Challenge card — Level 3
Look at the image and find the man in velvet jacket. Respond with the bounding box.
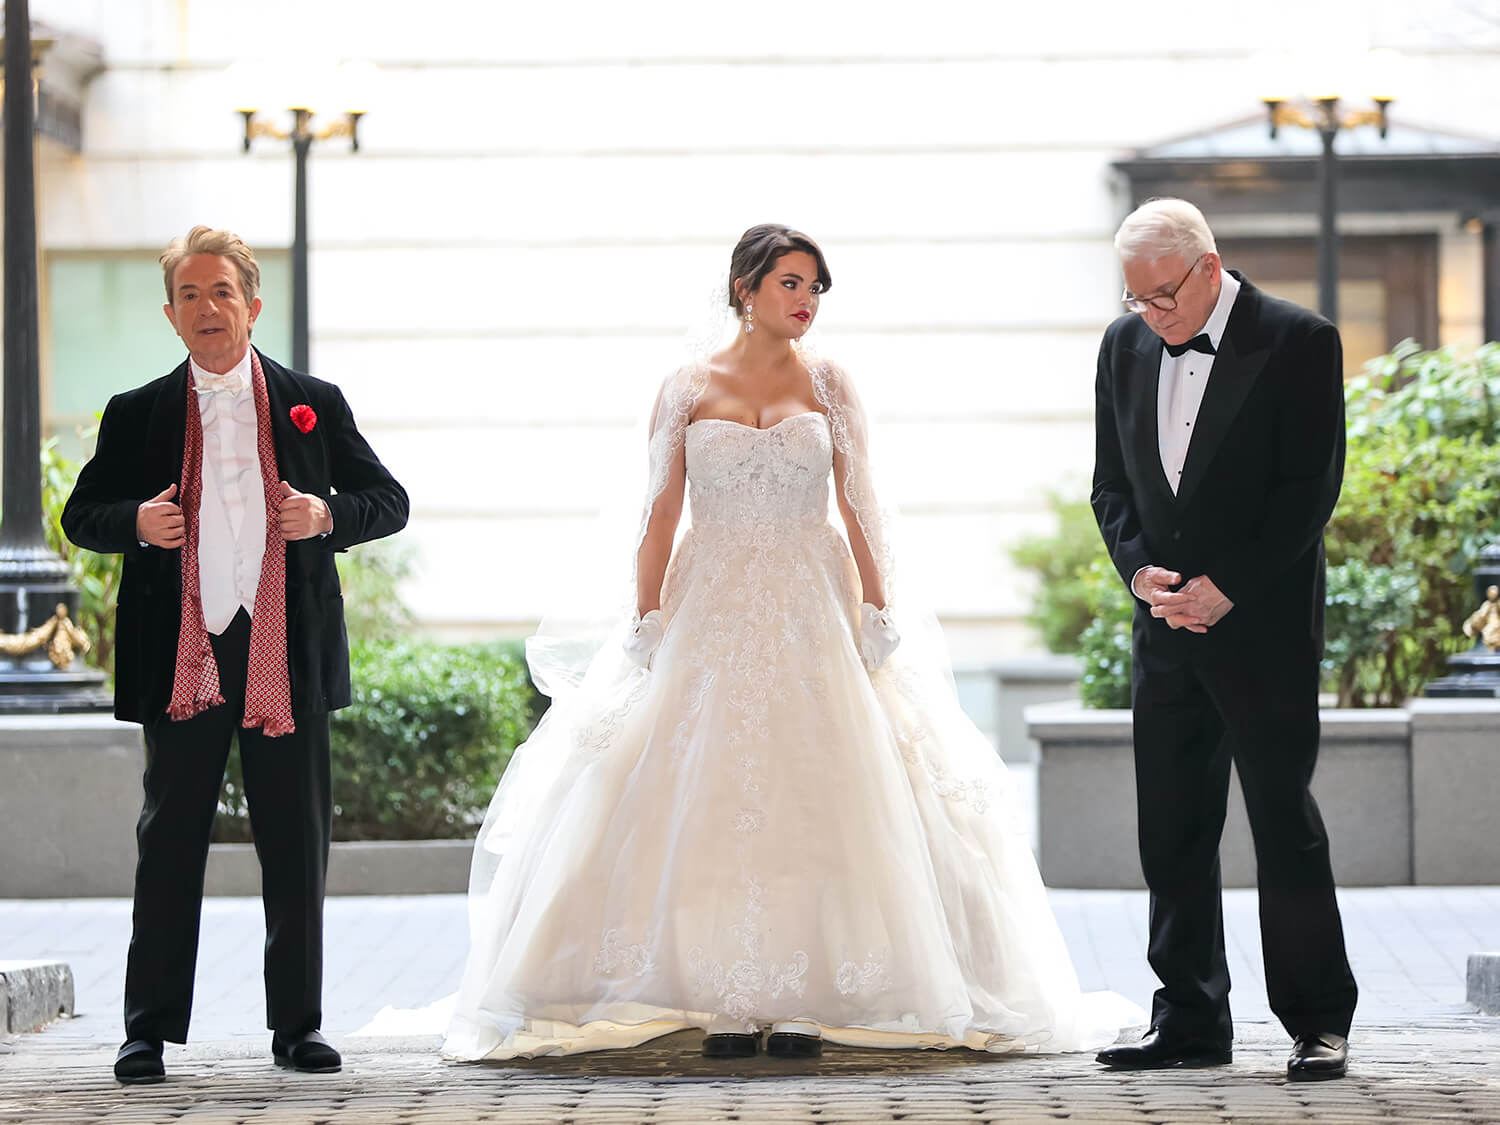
[1090,199,1357,1082]
[62,226,409,1084]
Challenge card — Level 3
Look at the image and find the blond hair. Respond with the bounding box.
[159,225,261,304]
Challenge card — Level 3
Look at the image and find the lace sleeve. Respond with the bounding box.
[633,363,708,584]
[811,360,896,605]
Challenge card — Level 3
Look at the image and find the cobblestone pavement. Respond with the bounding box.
[2,887,1498,1122]
[4,1020,1500,1124]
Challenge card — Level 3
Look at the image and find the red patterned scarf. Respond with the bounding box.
[167,351,296,736]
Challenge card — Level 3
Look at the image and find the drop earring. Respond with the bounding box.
[744,303,754,334]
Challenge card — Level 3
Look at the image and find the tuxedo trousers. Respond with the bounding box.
[124,608,332,1044]
[1130,623,1358,1045]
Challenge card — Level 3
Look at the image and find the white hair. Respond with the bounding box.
[1114,198,1217,264]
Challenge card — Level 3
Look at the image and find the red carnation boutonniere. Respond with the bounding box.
[289,404,317,434]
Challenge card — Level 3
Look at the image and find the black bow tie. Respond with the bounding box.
[1164,333,1215,359]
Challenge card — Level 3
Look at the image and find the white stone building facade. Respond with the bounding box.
[24,0,1500,660]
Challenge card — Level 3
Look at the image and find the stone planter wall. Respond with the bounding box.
[0,716,475,898]
[204,839,473,897]
[954,655,1080,763]
[1027,698,1500,889]
[1409,700,1500,885]
[0,716,145,898]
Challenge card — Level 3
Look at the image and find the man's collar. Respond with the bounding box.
[190,348,253,394]
[1200,269,1241,351]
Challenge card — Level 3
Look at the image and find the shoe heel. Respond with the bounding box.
[701,1032,760,1058]
[766,1023,822,1059]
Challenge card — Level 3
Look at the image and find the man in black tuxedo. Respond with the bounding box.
[62,226,409,1084]
[1090,199,1357,1081]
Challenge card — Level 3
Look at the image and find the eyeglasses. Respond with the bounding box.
[1121,254,1205,314]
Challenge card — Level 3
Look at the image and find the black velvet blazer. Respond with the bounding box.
[61,349,410,724]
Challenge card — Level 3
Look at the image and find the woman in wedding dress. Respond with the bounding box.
[443,224,1141,1062]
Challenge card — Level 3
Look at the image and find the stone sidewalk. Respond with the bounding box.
[2,887,1498,1122]
[4,1020,1500,1123]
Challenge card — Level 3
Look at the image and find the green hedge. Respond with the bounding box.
[1076,557,1133,710]
[1323,341,1500,705]
[216,636,539,841]
[1010,494,1109,655]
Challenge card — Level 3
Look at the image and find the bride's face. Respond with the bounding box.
[746,250,822,339]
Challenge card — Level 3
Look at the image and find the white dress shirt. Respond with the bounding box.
[192,349,267,634]
[1157,269,1240,495]
[1132,270,1241,604]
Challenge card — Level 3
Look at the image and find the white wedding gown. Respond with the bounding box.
[443,410,1141,1060]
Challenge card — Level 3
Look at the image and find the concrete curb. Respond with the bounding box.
[205,839,473,896]
[1468,952,1500,1014]
[0,960,74,1033]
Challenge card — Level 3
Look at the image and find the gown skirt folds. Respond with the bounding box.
[444,412,1141,1059]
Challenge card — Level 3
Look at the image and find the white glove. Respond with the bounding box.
[859,603,900,671]
[623,609,666,669]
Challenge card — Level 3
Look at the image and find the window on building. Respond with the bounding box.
[1215,235,1438,380]
[44,250,291,461]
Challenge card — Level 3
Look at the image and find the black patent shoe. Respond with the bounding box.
[701,1032,760,1058]
[766,1023,822,1058]
[1287,1033,1347,1082]
[1096,1027,1232,1070]
[272,1028,342,1073]
[114,1039,165,1084]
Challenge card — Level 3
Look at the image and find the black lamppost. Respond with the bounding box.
[232,64,369,373]
[0,0,108,711]
[1261,71,1395,324]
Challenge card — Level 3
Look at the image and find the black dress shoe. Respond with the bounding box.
[272,1028,342,1073]
[701,1032,760,1058]
[766,1027,822,1058]
[114,1039,165,1084]
[1287,1032,1347,1081]
[1096,1028,1232,1070]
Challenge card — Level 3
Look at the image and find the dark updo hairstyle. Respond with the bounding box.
[728,223,833,318]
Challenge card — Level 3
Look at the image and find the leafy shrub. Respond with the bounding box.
[493,635,549,732]
[335,537,416,642]
[217,637,536,841]
[41,430,121,678]
[1076,558,1133,710]
[1346,339,1500,445]
[1322,559,1420,707]
[1010,492,1112,654]
[1325,341,1500,705]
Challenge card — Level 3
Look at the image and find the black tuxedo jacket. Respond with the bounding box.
[62,349,410,724]
[1091,272,1346,655]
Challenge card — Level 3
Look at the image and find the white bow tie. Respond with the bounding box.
[195,373,247,396]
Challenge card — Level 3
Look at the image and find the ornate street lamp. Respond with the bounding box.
[0,0,109,711]
[229,60,372,373]
[1426,543,1500,698]
[1261,51,1398,324]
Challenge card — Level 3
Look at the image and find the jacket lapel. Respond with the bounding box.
[256,349,325,587]
[1174,275,1270,508]
[147,360,190,489]
[258,349,308,483]
[1123,323,1177,503]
